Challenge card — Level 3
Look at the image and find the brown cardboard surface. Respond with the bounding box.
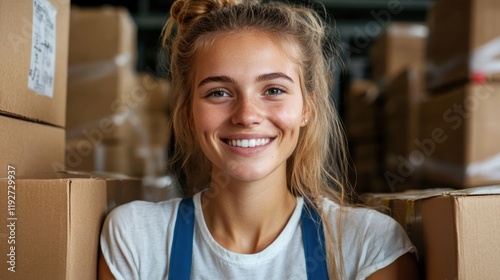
[66,63,137,131]
[67,6,137,130]
[67,110,170,147]
[352,142,380,175]
[384,68,425,189]
[69,7,136,65]
[0,114,65,178]
[346,80,380,140]
[364,187,500,279]
[0,0,69,127]
[421,191,500,279]
[419,83,500,187]
[110,111,169,146]
[350,140,391,194]
[0,178,106,279]
[426,0,500,90]
[135,73,172,112]
[370,23,427,84]
[0,174,143,279]
[65,139,167,177]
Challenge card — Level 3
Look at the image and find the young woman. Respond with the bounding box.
[99,0,418,279]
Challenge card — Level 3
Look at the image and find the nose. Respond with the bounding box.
[231,95,264,127]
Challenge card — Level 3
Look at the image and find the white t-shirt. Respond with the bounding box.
[100,192,415,280]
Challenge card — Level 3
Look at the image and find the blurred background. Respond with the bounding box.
[70,0,430,76]
[2,0,500,278]
[65,0,436,196]
[62,0,500,197]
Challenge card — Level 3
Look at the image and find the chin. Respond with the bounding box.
[225,165,278,183]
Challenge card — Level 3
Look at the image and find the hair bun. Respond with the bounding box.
[170,0,238,31]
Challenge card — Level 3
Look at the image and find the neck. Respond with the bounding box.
[201,171,296,254]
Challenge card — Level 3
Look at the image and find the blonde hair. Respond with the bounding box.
[162,0,352,278]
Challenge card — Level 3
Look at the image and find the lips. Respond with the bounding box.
[224,138,272,148]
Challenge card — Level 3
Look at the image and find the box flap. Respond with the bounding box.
[449,185,500,196]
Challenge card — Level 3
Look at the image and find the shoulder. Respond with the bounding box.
[320,198,416,279]
[321,198,409,238]
[101,198,184,248]
[104,198,183,229]
[100,198,185,279]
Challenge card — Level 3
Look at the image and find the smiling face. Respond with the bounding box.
[191,30,308,184]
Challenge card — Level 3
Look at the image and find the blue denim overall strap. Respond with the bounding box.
[168,198,195,280]
[168,198,328,280]
[301,201,329,279]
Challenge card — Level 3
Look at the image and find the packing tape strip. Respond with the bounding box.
[58,170,136,180]
[66,110,152,146]
[427,37,500,87]
[423,153,500,184]
[405,199,424,262]
[466,152,500,178]
[386,24,428,38]
[68,53,133,84]
[470,37,500,75]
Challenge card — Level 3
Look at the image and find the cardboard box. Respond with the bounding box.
[419,83,500,188]
[349,141,390,194]
[65,139,131,174]
[346,80,381,140]
[66,65,137,130]
[65,139,167,177]
[426,0,500,90]
[108,110,169,146]
[68,7,136,66]
[135,73,172,112]
[67,110,170,147]
[0,0,69,127]
[363,187,500,280]
[0,174,143,279]
[0,114,65,178]
[384,68,425,190]
[370,23,427,85]
[67,6,137,130]
[352,142,381,175]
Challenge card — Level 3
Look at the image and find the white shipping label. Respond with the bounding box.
[28,0,57,98]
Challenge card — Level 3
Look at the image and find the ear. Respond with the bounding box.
[301,100,311,127]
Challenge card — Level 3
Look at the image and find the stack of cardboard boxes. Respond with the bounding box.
[420,0,500,188]
[363,187,500,279]
[65,7,173,197]
[346,80,385,193]
[0,2,144,279]
[361,0,500,278]
[347,23,427,193]
[1,0,68,176]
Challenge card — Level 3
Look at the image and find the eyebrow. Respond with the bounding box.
[197,72,294,88]
[198,75,234,88]
[256,72,294,83]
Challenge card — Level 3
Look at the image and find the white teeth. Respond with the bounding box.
[248,139,256,147]
[227,138,271,148]
[242,139,249,147]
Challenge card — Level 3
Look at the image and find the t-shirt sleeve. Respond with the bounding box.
[354,209,416,280]
[100,202,141,280]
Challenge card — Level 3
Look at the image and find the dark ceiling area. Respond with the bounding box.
[69,0,431,101]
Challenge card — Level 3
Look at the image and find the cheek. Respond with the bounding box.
[191,103,221,135]
[278,98,304,120]
[271,103,304,131]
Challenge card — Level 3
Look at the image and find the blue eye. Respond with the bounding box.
[207,90,229,98]
[265,87,284,95]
